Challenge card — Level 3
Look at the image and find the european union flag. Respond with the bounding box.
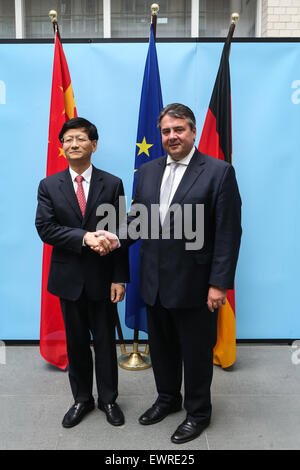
[125,24,164,333]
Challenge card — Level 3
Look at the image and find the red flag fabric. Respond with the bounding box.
[198,35,236,368]
[40,32,77,370]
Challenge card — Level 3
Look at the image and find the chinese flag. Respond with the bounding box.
[40,32,77,370]
[198,34,236,369]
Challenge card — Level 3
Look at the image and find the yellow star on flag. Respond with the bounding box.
[58,147,66,159]
[136,137,153,156]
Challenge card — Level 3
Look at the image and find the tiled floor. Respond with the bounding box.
[1,344,299,450]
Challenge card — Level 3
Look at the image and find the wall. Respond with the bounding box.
[262,0,300,37]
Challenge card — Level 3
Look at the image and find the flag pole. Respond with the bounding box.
[48,9,128,363]
[49,9,61,40]
[118,3,160,371]
[198,12,239,369]
[151,2,159,39]
[140,2,159,361]
[131,1,159,358]
[227,12,239,50]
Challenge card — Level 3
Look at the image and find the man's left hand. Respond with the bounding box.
[207,286,227,312]
[110,283,125,303]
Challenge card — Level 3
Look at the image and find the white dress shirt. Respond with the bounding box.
[69,165,92,246]
[160,146,196,203]
[69,164,93,201]
[69,165,124,286]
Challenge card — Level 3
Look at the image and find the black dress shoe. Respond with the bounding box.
[171,418,208,444]
[62,401,95,428]
[139,403,182,425]
[98,402,125,426]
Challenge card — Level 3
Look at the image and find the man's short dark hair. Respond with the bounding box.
[158,103,196,130]
[59,117,99,142]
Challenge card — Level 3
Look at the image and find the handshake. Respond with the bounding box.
[84,230,119,255]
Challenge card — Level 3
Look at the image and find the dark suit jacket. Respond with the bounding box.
[124,148,242,309]
[35,165,129,302]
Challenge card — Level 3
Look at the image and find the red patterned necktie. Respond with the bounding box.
[75,175,86,216]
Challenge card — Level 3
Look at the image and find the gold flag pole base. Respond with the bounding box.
[118,343,151,370]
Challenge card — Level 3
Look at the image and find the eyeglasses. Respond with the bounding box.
[62,135,90,145]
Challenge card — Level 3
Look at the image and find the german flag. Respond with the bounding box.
[198,26,236,369]
[40,31,77,370]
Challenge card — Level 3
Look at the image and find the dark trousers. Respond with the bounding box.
[60,291,118,404]
[146,297,218,424]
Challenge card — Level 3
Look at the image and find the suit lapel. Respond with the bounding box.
[170,149,206,206]
[82,166,104,224]
[160,149,206,229]
[153,156,168,204]
[59,168,83,221]
[59,166,104,225]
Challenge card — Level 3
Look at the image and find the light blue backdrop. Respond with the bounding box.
[0,40,299,340]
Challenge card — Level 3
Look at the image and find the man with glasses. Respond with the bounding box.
[35,117,129,428]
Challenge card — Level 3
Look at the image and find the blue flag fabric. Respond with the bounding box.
[125,25,164,333]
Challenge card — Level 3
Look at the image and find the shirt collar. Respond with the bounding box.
[166,145,196,166]
[69,164,93,183]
